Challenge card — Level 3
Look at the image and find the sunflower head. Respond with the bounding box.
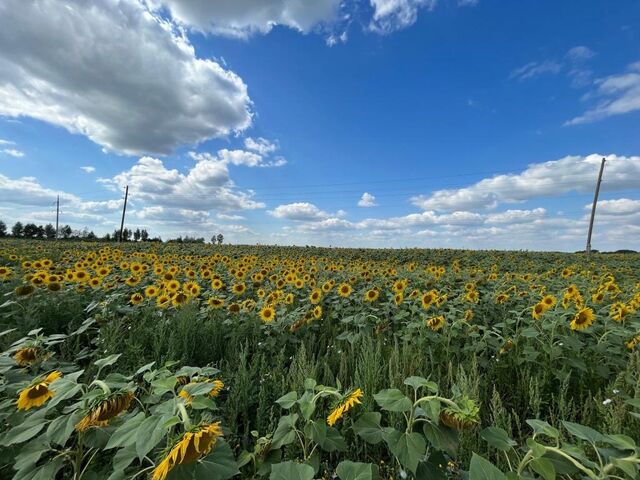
[75,391,134,432]
[571,307,595,331]
[439,396,480,431]
[16,371,62,411]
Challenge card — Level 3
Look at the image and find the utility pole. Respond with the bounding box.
[586,158,606,257]
[55,195,59,239]
[118,185,129,243]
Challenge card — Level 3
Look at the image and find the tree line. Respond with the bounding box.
[0,220,225,244]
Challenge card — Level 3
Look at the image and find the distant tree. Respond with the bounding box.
[133,228,141,242]
[12,222,24,237]
[0,220,6,237]
[60,225,72,239]
[103,232,111,241]
[44,223,56,239]
[23,223,39,238]
[211,235,217,244]
[140,229,149,241]
[86,231,97,240]
[216,233,224,245]
[122,228,131,241]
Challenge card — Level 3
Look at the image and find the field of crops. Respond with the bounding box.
[0,239,638,479]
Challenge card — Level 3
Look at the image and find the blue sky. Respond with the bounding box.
[0,0,639,250]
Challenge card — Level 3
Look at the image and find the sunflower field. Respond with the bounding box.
[0,239,639,479]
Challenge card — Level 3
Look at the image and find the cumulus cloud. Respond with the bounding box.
[190,146,287,168]
[0,173,78,206]
[104,156,264,212]
[244,137,279,155]
[0,0,252,156]
[586,198,640,215]
[566,46,596,62]
[411,154,640,211]
[358,192,377,207]
[149,0,341,38]
[269,202,347,221]
[80,166,96,173]
[566,61,640,125]
[369,0,437,33]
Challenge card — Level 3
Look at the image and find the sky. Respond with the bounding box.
[0,0,639,251]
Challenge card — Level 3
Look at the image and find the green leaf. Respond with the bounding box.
[2,421,46,446]
[95,353,122,369]
[530,458,556,480]
[422,422,458,456]
[105,412,146,449]
[353,412,384,444]
[275,391,298,409]
[269,461,315,480]
[336,460,380,480]
[195,440,240,479]
[404,377,438,393]
[271,414,298,449]
[604,434,636,451]
[526,419,559,439]
[112,445,138,474]
[46,411,80,446]
[386,430,426,474]
[610,457,638,478]
[562,421,604,444]
[468,453,507,480]
[481,427,516,451]
[14,438,49,472]
[373,389,412,412]
[151,376,178,396]
[526,438,546,459]
[136,414,169,460]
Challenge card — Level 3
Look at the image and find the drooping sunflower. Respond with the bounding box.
[171,293,189,307]
[14,346,42,366]
[610,302,631,323]
[130,293,144,305]
[421,290,437,309]
[75,391,134,432]
[16,371,62,410]
[156,294,171,309]
[15,284,35,297]
[259,306,275,322]
[178,379,224,404]
[327,388,363,427]
[151,422,223,480]
[207,297,225,309]
[426,315,446,332]
[570,307,595,331]
[495,293,509,304]
[337,283,352,298]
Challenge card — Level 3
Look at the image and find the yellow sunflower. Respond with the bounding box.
[571,307,595,331]
[259,306,276,322]
[327,388,363,427]
[16,371,62,410]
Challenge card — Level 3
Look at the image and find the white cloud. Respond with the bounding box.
[411,154,640,211]
[244,137,279,155]
[566,46,596,62]
[0,174,79,207]
[1,148,24,158]
[0,139,15,145]
[458,0,479,5]
[104,156,264,212]
[586,198,640,215]
[80,166,96,173]
[369,0,437,33]
[269,202,336,221]
[190,147,287,168]
[0,0,252,156]
[566,61,640,125]
[358,192,377,207]
[510,60,562,81]
[149,0,341,38]
[217,213,245,221]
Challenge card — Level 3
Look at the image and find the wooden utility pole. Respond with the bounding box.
[118,185,129,243]
[586,158,606,257]
[55,195,59,239]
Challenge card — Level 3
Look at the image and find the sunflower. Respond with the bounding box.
[76,391,134,432]
[541,294,557,309]
[130,293,144,305]
[211,279,223,290]
[499,338,514,355]
[313,305,322,319]
[610,302,631,323]
[207,297,225,309]
[178,379,224,404]
[165,280,180,293]
[364,289,379,302]
[327,388,363,426]
[337,283,352,298]
[16,371,62,410]
[145,285,159,297]
[156,294,171,309]
[464,309,474,322]
[571,307,595,331]
[151,422,223,480]
[394,293,404,306]
[531,303,545,320]
[259,306,275,322]
[47,282,63,292]
[15,284,35,297]
[183,281,201,297]
[172,293,189,307]
[228,303,241,314]
[464,290,479,303]
[495,293,509,304]
[421,290,437,309]
[309,288,322,304]
[232,283,246,295]
[426,315,446,332]
[14,346,42,367]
